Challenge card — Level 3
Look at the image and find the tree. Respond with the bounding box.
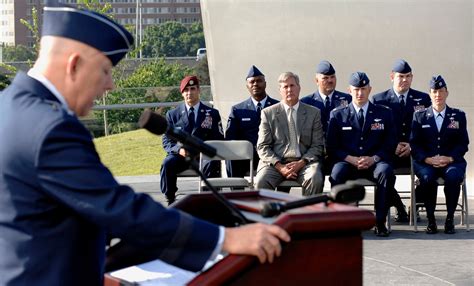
[97,59,193,134]
[1,44,36,62]
[0,73,11,91]
[142,22,205,58]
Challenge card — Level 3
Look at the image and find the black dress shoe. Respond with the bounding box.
[374,223,390,237]
[426,220,438,234]
[444,218,456,234]
[395,207,409,223]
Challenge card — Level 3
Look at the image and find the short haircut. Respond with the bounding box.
[278,72,300,86]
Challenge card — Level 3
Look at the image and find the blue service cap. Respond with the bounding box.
[316,60,335,75]
[42,5,134,66]
[392,59,412,73]
[246,65,264,79]
[430,75,447,90]
[349,72,370,87]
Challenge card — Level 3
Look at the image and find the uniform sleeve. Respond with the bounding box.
[162,110,181,154]
[225,106,238,140]
[447,112,469,162]
[36,119,219,271]
[212,110,224,140]
[326,111,349,162]
[409,112,427,163]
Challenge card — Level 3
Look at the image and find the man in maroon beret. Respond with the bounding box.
[160,75,224,204]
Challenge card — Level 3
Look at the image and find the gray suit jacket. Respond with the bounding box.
[257,102,324,168]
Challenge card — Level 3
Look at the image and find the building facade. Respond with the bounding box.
[0,0,201,47]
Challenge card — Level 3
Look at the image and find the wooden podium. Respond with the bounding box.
[105,190,374,285]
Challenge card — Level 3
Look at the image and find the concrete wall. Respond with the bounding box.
[201,0,473,191]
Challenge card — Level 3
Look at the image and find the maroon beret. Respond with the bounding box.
[180,76,200,93]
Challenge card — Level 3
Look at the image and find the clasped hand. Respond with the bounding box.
[275,160,305,179]
[425,155,453,168]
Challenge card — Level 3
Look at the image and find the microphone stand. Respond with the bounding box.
[182,147,249,226]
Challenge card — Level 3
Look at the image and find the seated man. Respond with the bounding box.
[160,76,224,204]
[301,60,351,134]
[372,59,431,222]
[410,75,469,234]
[256,72,324,196]
[327,72,396,237]
[225,65,279,178]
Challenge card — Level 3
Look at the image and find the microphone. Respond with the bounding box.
[138,109,217,158]
[138,109,249,225]
[261,181,366,217]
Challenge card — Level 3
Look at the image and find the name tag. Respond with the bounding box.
[242,118,251,121]
[422,124,430,128]
[342,126,352,130]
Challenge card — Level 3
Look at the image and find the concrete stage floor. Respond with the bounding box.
[116,175,473,286]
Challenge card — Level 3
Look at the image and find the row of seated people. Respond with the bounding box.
[160,60,469,237]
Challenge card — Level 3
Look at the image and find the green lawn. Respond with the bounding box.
[94,129,166,176]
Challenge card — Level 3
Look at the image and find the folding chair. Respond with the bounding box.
[410,168,470,232]
[198,140,254,192]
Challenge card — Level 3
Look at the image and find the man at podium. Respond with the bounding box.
[0,3,290,286]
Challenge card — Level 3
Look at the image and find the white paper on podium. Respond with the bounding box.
[109,254,225,286]
[109,259,197,286]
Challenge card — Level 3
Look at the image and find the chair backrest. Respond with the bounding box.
[200,140,254,161]
[199,140,255,188]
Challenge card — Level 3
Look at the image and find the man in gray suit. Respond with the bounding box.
[256,72,325,196]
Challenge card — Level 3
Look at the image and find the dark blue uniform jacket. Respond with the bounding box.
[0,73,219,286]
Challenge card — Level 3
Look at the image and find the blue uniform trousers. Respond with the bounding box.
[413,161,465,218]
[330,161,394,223]
[160,154,219,200]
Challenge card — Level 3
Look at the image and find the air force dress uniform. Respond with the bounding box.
[327,72,396,233]
[0,6,220,286]
[301,60,351,133]
[410,75,469,233]
[160,76,224,203]
[372,59,431,164]
[225,66,279,178]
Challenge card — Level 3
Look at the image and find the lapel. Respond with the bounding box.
[362,103,375,134]
[265,95,278,108]
[276,104,291,141]
[424,106,439,133]
[178,103,190,127]
[314,91,324,104]
[194,102,208,134]
[244,98,255,111]
[439,105,452,136]
[348,104,363,131]
[296,104,307,142]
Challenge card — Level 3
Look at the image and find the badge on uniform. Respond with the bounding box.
[413,105,426,112]
[339,99,349,107]
[371,119,384,130]
[447,118,459,129]
[201,111,213,129]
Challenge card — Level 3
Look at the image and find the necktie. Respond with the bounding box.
[256,102,262,118]
[287,108,298,158]
[188,107,195,130]
[324,96,330,112]
[358,109,365,128]
[400,94,405,107]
